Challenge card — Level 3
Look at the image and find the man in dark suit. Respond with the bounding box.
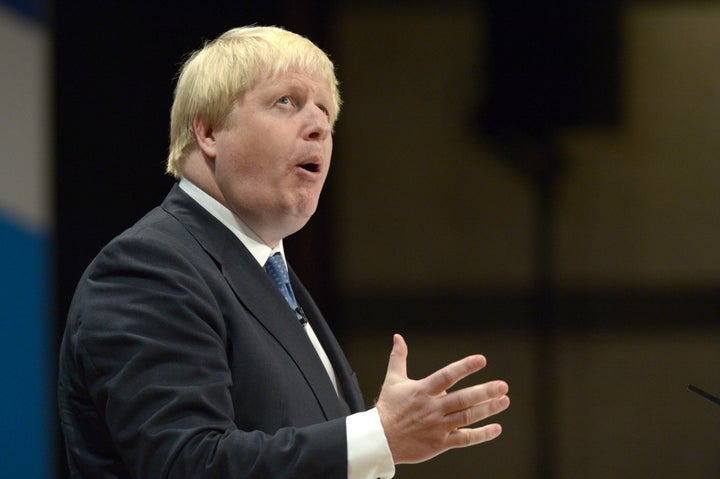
[57,26,510,479]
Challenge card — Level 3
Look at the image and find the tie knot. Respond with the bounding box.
[264,252,290,285]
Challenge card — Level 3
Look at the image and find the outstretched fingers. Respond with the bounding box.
[446,423,504,449]
[421,354,488,396]
[441,384,510,430]
[441,380,509,414]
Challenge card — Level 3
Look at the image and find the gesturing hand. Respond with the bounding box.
[375,334,510,465]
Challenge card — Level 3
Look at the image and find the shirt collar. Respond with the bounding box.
[178,177,286,267]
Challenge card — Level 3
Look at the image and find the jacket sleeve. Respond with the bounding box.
[62,227,349,479]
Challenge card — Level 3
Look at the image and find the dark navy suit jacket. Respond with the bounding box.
[58,184,365,478]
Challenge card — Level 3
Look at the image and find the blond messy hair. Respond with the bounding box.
[166,25,341,178]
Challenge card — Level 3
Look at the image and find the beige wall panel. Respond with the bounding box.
[555,328,720,478]
[333,4,720,293]
[556,4,720,288]
[333,5,534,295]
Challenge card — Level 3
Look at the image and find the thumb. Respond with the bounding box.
[383,334,408,384]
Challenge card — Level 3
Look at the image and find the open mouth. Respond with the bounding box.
[298,162,320,173]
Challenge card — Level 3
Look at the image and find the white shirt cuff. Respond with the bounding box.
[346,408,395,479]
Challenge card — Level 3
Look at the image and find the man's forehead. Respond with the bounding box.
[262,69,330,86]
[253,70,333,95]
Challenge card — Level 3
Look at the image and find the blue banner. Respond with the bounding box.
[0,1,52,478]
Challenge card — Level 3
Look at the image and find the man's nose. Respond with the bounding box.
[303,106,331,141]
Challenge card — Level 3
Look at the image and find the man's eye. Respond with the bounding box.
[277,96,292,106]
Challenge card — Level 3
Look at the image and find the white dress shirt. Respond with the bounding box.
[179,178,394,479]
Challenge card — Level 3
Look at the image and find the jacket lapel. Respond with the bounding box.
[161,185,348,420]
[289,267,367,413]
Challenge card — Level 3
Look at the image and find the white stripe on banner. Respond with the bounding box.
[0,3,52,479]
[0,5,50,229]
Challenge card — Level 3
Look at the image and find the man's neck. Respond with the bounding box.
[178,177,285,265]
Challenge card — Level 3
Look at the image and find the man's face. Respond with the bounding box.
[211,71,334,246]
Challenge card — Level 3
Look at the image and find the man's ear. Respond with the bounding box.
[193,116,217,159]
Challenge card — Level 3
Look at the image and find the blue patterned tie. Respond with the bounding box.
[264,253,307,323]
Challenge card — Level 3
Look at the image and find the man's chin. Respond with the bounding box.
[283,212,315,238]
[260,208,316,245]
